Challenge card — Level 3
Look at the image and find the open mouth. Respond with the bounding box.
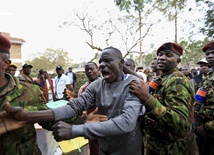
[101,70,110,79]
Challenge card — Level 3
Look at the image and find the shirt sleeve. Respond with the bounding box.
[71,93,142,139]
[52,82,96,120]
[65,75,70,85]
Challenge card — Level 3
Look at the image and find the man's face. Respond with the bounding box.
[199,63,209,74]
[23,67,32,75]
[85,63,99,82]
[40,71,48,79]
[205,49,214,67]
[125,59,135,71]
[68,68,72,72]
[157,51,180,73]
[0,53,10,76]
[99,49,122,83]
[151,59,158,72]
[56,69,63,76]
[6,66,17,76]
[182,68,189,75]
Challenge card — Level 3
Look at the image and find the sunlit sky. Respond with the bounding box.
[0,0,205,64]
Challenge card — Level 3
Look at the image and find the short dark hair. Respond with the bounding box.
[86,62,98,68]
[39,68,47,75]
[103,46,123,59]
[125,58,135,65]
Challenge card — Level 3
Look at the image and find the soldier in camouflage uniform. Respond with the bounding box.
[0,33,48,155]
[194,41,214,155]
[129,42,198,154]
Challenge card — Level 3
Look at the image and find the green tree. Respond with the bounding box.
[155,0,187,42]
[115,0,161,67]
[115,0,188,43]
[134,48,156,67]
[26,48,74,75]
[196,0,214,38]
[180,38,211,67]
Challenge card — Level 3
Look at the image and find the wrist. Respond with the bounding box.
[71,124,84,138]
[27,110,54,123]
[144,95,156,111]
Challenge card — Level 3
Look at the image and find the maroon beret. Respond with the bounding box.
[157,42,183,56]
[0,33,11,54]
[202,41,214,53]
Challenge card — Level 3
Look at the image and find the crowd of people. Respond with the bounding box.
[0,32,214,155]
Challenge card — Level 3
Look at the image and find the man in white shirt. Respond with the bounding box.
[54,65,71,101]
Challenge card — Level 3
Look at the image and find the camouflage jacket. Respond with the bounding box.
[0,73,48,155]
[194,70,214,137]
[144,68,196,154]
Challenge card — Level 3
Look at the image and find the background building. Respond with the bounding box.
[1,32,25,74]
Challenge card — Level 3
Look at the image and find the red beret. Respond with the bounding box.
[0,33,11,54]
[202,41,214,53]
[157,42,183,56]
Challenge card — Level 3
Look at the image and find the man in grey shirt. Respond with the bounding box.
[3,47,143,155]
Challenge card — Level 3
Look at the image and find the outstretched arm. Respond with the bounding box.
[3,102,55,123]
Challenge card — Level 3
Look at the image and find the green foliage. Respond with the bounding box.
[199,1,214,38]
[144,52,157,66]
[135,50,156,67]
[115,0,153,12]
[154,0,187,21]
[26,48,74,75]
[115,0,187,21]
[115,0,132,12]
[180,38,211,67]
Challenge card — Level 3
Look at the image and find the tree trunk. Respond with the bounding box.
[139,9,143,67]
[174,5,178,42]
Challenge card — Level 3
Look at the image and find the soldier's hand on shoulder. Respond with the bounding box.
[3,102,29,121]
[129,80,150,102]
[0,103,27,135]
